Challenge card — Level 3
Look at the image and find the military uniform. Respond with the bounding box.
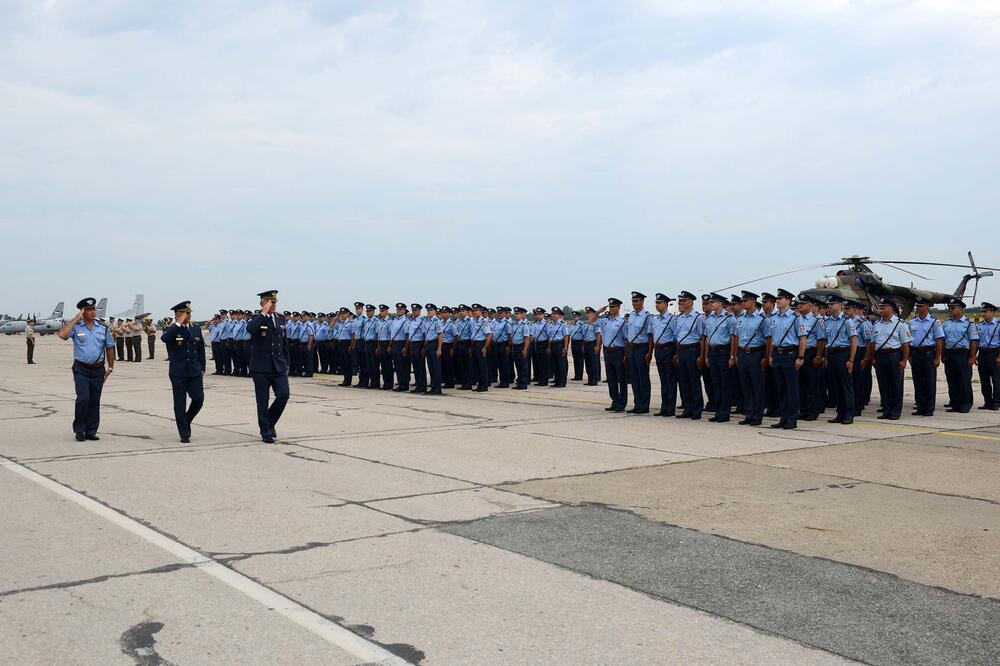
[247,290,290,443]
[569,313,585,381]
[704,293,736,422]
[548,307,570,388]
[651,295,677,417]
[674,292,705,419]
[907,297,945,416]
[406,304,428,393]
[582,307,601,386]
[375,306,394,389]
[161,301,206,442]
[699,296,715,411]
[976,302,999,410]
[510,307,532,390]
[597,298,628,412]
[62,298,116,441]
[389,304,410,391]
[532,309,550,386]
[941,298,978,413]
[144,318,157,359]
[423,304,444,394]
[25,320,35,364]
[872,298,911,420]
[822,296,858,425]
[468,305,492,391]
[735,292,768,426]
[766,289,803,429]
[351,303,369,387]
[796,295,826,420]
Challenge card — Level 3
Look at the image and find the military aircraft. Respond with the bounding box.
[111,294,148,322]
[717,252,997,319]
[0,302,65,335]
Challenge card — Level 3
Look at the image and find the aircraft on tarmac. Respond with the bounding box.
[110,294,149,322]
[0,302,66,335]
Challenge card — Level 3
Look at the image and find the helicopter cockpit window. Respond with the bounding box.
[855,276,865,289]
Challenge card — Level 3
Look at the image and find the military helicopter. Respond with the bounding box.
[717,252,997,319]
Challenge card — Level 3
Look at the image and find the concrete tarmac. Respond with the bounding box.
[2,335,998,664]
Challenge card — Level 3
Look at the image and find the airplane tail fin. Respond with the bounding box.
[51,302,64,319]
[96,298,107,320]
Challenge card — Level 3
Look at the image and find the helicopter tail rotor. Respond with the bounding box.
[966,251,994,304]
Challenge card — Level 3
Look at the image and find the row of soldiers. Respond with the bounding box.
[107,317,157,362]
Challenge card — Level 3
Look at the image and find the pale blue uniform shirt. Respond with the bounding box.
[853,316,874,347]
[352,314,367,341]
[797,313,824,349]
[549,320,567,341]
[908,315,944,348]
[338,320,354,341]
[298,320,315,342]
[625,310,652,345]
[286,320,299,340]
[441,319,456,343]
[532,320,549,343]
[469,317,491,342]
[387,317,407,343]
[330,321,342,340]
[377,318,392,341]
[407,316,427,343]
[705,312,736,347]
[457,317,473,341]
[582,321,599,343]
[824,313,857,348]
[70,321,115,363]
[236,319,251,341]
[673,311,704,345]
[511,319,532,344]
[363,317,379,342]
[766,309,800,347]
[977,319,999,349]
[315,322,328,342]
[569,321,585,341]
[221,318,235,340]
[598,315,627,348]
[424,316,443,343]
[872,316,912,350]
[651,313,677,345]
[493,318,511,344]
[736,310,768,348]
[209,322,223,343]
[941,316,978,350]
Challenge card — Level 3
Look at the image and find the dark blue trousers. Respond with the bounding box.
[391,341,408,389]
[627,346,651,410]
[584,341,601,385]
[944,349,973,412]
[471,341,489,390]
[910,348,938,415]
[851,350,869,414]
[365,341,378,387]
[799,349,822,417]
[410,343,427,389]
[353,343,367,386]
[826,349,854,422]
[772,352,799,426]
[874,350,904,418]
[738,348,765,423]
[251,372,289,438]
[654,346,677,415]
[551,341,568,387]
[495,344,512,387]
[603,347,628,409]
[170,376,204,438]
[513,343,530,388]
[708,349,732,420]
[457,340,472,388]
[533,340,550,385]
[72,364,105,437]
[339,341,354,384]
[424,343,442,392]
[676,347,703,418]
[378,342,394,388]
[571,340,585,380]
[441,342,455,387]
[979,349,999,408]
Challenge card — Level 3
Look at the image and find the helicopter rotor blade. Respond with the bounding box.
[713,264,832,292]
[873,262,928,280]
[873,260,1000,271]
[969,251,978,275]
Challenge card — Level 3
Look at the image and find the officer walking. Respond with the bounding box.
[872,298,911,420]
[735,291,768,426]
[703,293,736,423]
[822,295,858,425]
[766,289,805,429]
[25,318,35,364]
[246,290,290,444]
[510,307,533,390]
[161,301,205,443]
[976,302,999,410]
[651,294,677,417]
[596,298,628,412]
[624,292,653,413]
[941,297,978,413]
[423,304,444,395]
[582,306,601,385]
[548,307,570,388]
[907,296,944,416]
[58,298,116,441]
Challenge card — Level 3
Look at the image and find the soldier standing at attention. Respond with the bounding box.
[546,307,570,388]
[468,304,493,392]
[531,308,551,386]
[672,292,705,419]
[735,291,768,426]
[25,318,35,364]
[123,319,135,362]
[439,307,455,388]
[58,298,115,441]
[845,300,874,416]
[209,316,223,374]
[246,290,289,444]
[144,317,157,359]
[161,301,205,443]
[350,302,368,387]
[651,294,677,417]
[872,298,911,420]
[796,295,827,421]
[766,289,805,430]
[405,303,428,393]
[131,317,144,362]
[595,298,628,412]
[335,309,353,385]
[388,303,409,391]
[569,311,586,381]
[699,295,716,412]
[300,311,316,378]
[362,305,379,388]
[760,293,780,417]
[976,302,999,410]
[728,295,745,414]
[822,295,858,425]
[314,313,329,374]
[423,304,444,395]
[624,292,653,413]
[582,306,601,386]
[703,293,737,423]
[492,307,513,388]
[375,305,393,389]
[907,297,944,416]
[510,307,532,390]
[941,297,978,413]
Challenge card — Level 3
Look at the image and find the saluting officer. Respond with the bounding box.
[941,297,978,413]
[582,306,601,386]
[822,295,858,425]
[58,298,116,441]
[389,303,410,391]
[796,294,827,421]
[735,291,768,426]
[161,301,206,443]
[510,307,533,390]
[907,296,944,416]
[766,288,805,430]
[597,297,628,412]
[872,298,911,420]
[423,304,445,395]
[976,302,999,410]
[703,293,737,423]
[246,290,290,443]
[651,294,677,417]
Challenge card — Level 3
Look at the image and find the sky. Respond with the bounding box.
[2,0,999,318]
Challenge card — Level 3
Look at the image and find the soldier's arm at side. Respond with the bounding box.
[197,327,207,372]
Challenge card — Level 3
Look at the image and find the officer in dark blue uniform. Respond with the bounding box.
[821,295,857,425]
[246,290,290,443]
[596,297,628,412]
[58,297,116,441]
[161,301,206,443]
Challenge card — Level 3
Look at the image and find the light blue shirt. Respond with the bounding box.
[547,320,567,342]
[352,314,368,340]
[941,316,978,350]
[441,319,456,343]
[674,311,704,345]
[377,317,392,341]
[315,322,329,342]
[766,309,801,347]
[220,318,235,340]
[235,319,251,341]
[569,321,585,341]
[286,320,299,340]
[651,313,676,345]
[424,316,443,343]
[705,312,736,347]
[977,319,999,349]
[797,313,824,349]
[338,319,354,341]
[598,315,627,348]
[456,316,472,341]
[872,315,912,350]
[469,316,491,342]
[853,316,874,347]
[69,321,115,363]
[209,322,223,343]
[626,310,652,345]
[298,320,315,342]
[736,310,768,348]
[406,316,426,342]
[363,317,380,341]
[532,319,549,342]
[385,317,406,343]
[581,321,599,342]
[907,315,944,348]
[824,313,857,348]
[511,319,532,344]
[492,318,511,343]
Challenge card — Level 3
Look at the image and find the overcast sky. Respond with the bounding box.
[2,0,998,318]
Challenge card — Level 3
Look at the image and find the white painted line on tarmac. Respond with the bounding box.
[0,455,410,666]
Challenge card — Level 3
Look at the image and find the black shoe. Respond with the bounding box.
[379,386,393,391]
[978,405,992,410]
[738,418,753,425]
[689,415,701,420]
[888,415,900,420]
[675,413,691,419]
[586,382,599,386]
[828,417,843,424]
[498,384,510,389]
[708,416,720,422]
[630,409,649,415]
[85,435,100,441]
[571,378,582,381]
[750,420,763,426]
[840,420,853,425]
[458,386,472,390]
[303,373,313,377]
[626,408,639,413]
[443,384,456,389]
[341,382,352,387]
[911,411,925,416]
[428,390,443,395]
[770,423,786,429]
[782,423,797,429]
[764,411,780,417]
[946,407,961,412]
[180,437,190,443]
[75,433,85,441]
[27,361,35,364]
[714,417,730,423]
[922,412,934,417]
[610,407,625,412]
[475,387,488,392]
[410,388,427,394]
[262,436,275,444]
[877,414,890,419]
[802,415,818,421]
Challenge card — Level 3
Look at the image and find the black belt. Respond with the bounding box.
[774,347,798,355]
[654,342,676,349]
[980,348,998,353]
[912,346,935,352]
[946,348,970,353]
[604,346,624,351]
[678,343,699,350]
[741,345,765,353]
[876,348,900,355]
[827,347,850,352]
[73,360,104,369]
[709,344,729,352]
